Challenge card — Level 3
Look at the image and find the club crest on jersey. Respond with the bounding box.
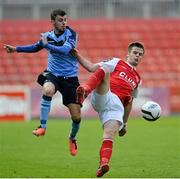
[119,72,137,89]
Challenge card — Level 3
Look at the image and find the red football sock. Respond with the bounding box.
[83,68,105,94]
[99,139,113,166]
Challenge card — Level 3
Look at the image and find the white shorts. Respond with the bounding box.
[91,90,124,129]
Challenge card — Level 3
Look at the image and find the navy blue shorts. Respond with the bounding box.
[37,71,80,106]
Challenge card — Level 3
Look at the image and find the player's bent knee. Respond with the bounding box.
[72,116,81,123]
[71,111,81,121]
[103,129,116,139]
[103,135,114,140]
[43,86,55,97]
[43,89,54,96]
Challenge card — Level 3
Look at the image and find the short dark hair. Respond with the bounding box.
[128,42,145,54]
[50,9,67,20]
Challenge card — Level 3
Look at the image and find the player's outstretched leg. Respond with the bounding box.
[76,68,105,106]
[96,139,113,177]
[76,85,88,105]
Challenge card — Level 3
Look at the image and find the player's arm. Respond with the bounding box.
[43,41,71,55]
[41,33,75,55]
[71,48,100,72]
[4,41,43,53]
[119,99,133,137]
[123,99,133,124]
[4,44,16,53]
[119,84,140,137]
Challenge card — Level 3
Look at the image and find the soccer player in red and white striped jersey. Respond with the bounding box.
[72,42,145,177]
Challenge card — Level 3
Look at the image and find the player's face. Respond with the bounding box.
[127,47,144,67]
[52,15,67,33]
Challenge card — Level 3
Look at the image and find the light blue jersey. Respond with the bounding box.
[16,26,78,77]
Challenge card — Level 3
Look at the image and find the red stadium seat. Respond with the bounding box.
[1,19,180,112]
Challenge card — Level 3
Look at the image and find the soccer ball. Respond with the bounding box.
[141,101,161,121]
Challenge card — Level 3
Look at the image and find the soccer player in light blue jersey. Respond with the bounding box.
[4,9,81,156]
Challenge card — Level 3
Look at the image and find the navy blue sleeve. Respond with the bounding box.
[16,40,44,53]
[44,43,71,55]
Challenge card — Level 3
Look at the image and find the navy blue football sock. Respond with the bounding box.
[69,119,81,140]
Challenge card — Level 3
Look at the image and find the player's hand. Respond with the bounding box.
[41,33,48,45]
[3,44,16,53]
[119,126,127,137]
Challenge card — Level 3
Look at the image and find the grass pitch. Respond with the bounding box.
[0,116,179,178]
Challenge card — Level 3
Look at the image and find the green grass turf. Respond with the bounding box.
[0,116,179,178]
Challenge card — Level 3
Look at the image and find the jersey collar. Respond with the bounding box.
[125,61,136,69]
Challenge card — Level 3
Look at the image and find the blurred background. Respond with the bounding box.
[0,0,180,121]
